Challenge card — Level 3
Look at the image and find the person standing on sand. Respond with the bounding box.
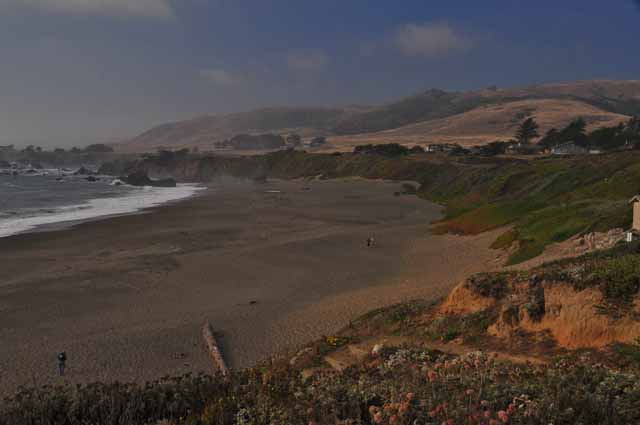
[57,352,67,376]
[367,236,375,247]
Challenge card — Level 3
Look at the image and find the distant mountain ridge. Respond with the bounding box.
[120,80,640,152]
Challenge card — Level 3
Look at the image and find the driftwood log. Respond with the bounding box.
[202,322,229,377]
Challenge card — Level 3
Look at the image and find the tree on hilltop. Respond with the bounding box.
[286,133,302,147]
[539,128,561,149]
[560,118,588,146]
[515,117,539,145]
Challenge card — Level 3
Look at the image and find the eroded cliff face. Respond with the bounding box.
[439,273,640,350]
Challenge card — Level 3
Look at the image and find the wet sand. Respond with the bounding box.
[0,178,500,394]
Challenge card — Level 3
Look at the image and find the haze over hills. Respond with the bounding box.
[120,80,640,152]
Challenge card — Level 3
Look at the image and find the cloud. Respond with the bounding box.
[199,68,243,87]
[394,22,471,57]
[286,49,329,72]
[0,0,174,18]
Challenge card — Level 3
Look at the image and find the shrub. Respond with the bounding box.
[0,374,226,425]
[466,273,509,299]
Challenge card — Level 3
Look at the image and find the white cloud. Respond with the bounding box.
[0,0,174,18]
[286,49,329,72]
[394,22,471,57]
[199,68,242,87]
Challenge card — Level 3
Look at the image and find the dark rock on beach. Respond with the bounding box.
[98,160,131,176]
[121,170,177,187]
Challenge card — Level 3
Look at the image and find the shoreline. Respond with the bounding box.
[0,178,501,395]
[0,181,205,239]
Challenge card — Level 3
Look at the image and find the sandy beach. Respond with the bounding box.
[0,178,500,394]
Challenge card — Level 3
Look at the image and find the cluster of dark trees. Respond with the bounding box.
[309,136,327,148]
[515,116,640,151]
[0,144,117,166]
[215,134,286,150]
[353,143,425,157]
[3,143,114,156]
[286,134,302,147]
[539,116,640,150]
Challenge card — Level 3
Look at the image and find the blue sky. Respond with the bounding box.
[1,0,639,147]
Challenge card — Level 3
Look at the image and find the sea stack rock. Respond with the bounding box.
[121,169,177,187]
[73,166,96,176]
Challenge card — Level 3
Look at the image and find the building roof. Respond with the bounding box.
[630,195,640,204]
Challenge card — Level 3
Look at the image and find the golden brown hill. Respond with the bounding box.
[327,99,630,150]
[118,80,640,152]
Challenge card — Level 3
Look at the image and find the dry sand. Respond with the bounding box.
[0,178,500,394]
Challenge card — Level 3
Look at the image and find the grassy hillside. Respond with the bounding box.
[122,107,350,152]
[330,89,495,135]
[331,80,640,136]
[136,149,640,264]
[329,98,629,149]
[120,80,640,152]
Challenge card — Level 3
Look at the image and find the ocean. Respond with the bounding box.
[0,170,202,238]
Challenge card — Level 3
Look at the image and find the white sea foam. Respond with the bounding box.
[0,184,204,238]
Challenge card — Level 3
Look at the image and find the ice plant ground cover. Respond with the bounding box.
[2,347,640,425]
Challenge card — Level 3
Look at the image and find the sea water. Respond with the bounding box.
[0,170,202,238]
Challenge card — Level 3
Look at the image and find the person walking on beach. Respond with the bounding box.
[367,236,375,248]
[57,352,67,376]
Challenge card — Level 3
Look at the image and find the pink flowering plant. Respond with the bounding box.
[3,347,640,425]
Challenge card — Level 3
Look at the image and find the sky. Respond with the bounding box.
[1,0,639,148]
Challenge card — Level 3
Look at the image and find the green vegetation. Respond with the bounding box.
[538,241,640,304]
[515,117,539,145]
[353,143,410,157]
[539,116,640,150]
[5,348,640,425]
[425,309,496,343]
[0,374,223,425]
[457,241,640,310]
[465,273,509,299]
[489,229,518,249]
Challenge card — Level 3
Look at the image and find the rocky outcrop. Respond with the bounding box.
[120,170,176,187]
[73,166,96,176]
[98,160,130,176]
